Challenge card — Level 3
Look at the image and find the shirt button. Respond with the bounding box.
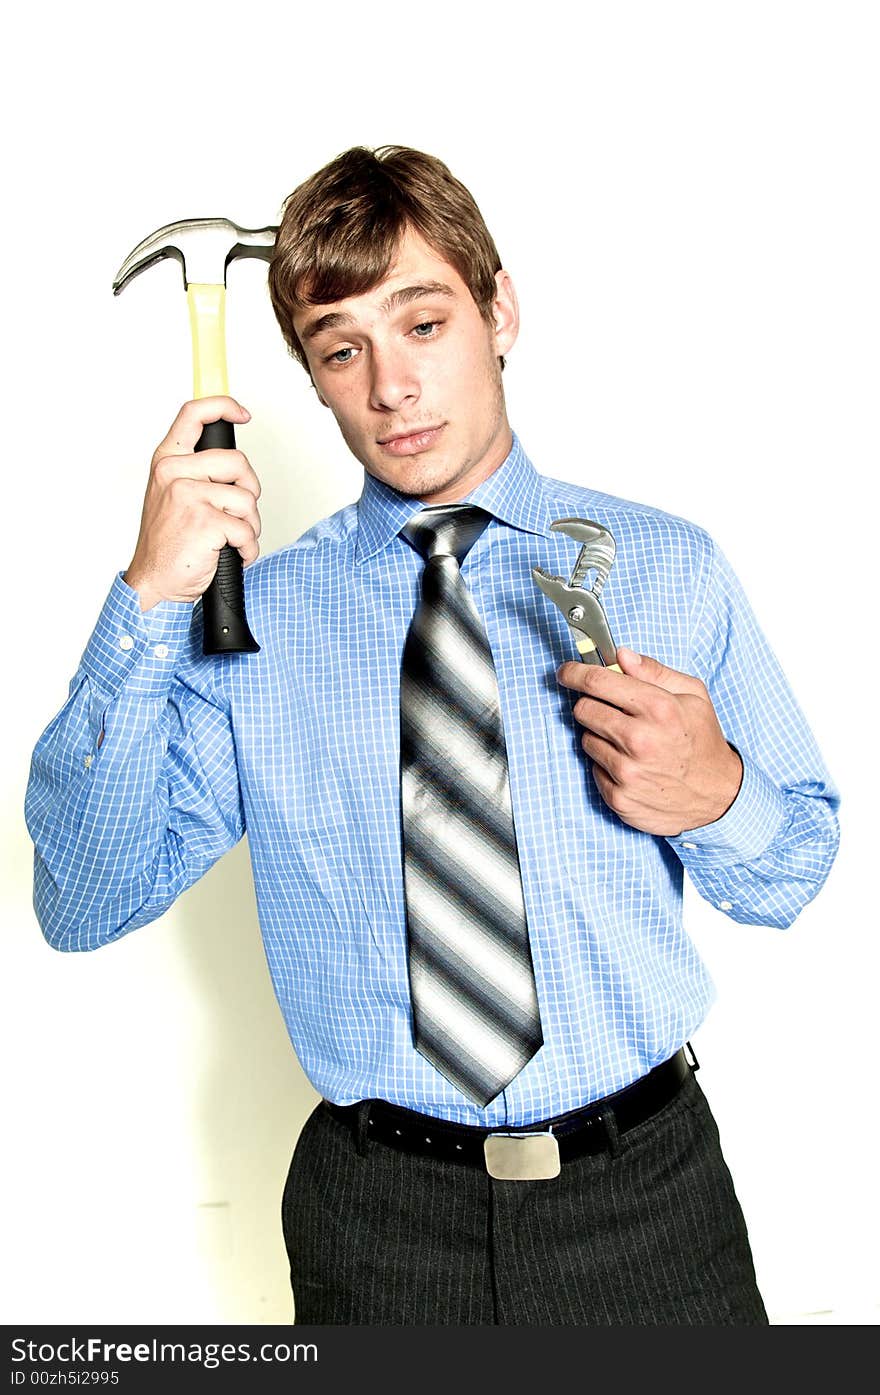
[83,754,94,769]
[153,644,169,659]
[718,900,733,911]
[682,841,697,851]
[119,634,134,651]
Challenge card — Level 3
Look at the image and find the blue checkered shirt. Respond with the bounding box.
[26,434,839,1126]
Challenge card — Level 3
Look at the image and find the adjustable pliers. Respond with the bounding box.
[532,518,622,670]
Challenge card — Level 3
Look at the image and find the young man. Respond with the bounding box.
[26,146,839,1325]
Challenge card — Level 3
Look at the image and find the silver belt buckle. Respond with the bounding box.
[483,1130,561,1180]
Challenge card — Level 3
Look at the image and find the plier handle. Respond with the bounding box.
[532,518,622,670]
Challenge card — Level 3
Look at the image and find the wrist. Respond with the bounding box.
[122,570,167,612]
[709,744,744,824]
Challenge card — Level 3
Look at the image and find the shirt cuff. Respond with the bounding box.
[666,754,788,867]
[80,573,196,698]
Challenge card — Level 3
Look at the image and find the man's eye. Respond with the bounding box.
[326,346,358,364]
[412,321,440,337]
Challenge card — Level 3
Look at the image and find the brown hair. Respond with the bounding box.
[268,145,504,374]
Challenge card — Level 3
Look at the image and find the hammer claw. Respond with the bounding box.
[113,217,277,295]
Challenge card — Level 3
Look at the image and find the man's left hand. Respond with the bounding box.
[556,646,743,837]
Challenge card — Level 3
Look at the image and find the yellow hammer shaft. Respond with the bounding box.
[187,283,228,398]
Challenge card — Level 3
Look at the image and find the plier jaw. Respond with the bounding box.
[532,569,618,666]
[531,518,621,669]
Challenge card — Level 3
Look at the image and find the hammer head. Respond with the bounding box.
[113,216,278,295]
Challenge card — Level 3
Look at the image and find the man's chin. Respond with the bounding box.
[366,454,458,501]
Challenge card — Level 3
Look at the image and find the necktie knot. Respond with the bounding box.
[401,504,492,565]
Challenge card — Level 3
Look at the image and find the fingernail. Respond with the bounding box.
[619,646,640,664]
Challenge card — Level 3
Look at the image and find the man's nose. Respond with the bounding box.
[369,343,420,412]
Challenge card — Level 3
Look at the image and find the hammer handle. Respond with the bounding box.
[194,418,260,655]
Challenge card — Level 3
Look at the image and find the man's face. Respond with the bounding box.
[292,227,519,503]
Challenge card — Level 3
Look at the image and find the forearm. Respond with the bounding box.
[657,534,842,928]
[26,577,244,951]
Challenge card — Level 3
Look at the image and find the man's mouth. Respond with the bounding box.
[377,425,445,456]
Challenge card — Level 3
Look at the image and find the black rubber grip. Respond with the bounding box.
[194,418,260,656]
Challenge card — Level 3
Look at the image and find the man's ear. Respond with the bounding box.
[492,269,519,358]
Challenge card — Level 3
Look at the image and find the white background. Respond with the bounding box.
[3,0,877,1325]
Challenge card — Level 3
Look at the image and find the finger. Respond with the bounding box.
[571,694,631,750]
[590,760,620,805]
[202,452,261,499]
[153,449,261,498]
[616,646,702,696]
[199,483,263,531]
[155,397,251,457]
[579,729,624,781]
[212,512,260,566]
[556,661,647,715]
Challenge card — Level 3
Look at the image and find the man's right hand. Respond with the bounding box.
[123,397,262,612]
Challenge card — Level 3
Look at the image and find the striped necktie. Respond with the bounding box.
[399,503,543,1107]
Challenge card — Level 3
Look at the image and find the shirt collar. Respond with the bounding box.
[355,431,553,565]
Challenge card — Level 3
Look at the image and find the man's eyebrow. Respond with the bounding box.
[380,282,456,314]
[302,310,355,341]
[301,282,456,341]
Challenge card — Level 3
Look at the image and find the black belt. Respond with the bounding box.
[324,1047,695,1172]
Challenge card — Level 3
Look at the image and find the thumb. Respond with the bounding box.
[616,646,696,693]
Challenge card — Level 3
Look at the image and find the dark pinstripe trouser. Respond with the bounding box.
[281,1070,769,1325]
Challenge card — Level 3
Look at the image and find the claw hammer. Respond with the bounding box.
[113,217,278,654]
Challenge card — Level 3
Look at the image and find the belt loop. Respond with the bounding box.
[354,1100,372,1157]
[599,1107,623,1158]
[684,1040,700,1071]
